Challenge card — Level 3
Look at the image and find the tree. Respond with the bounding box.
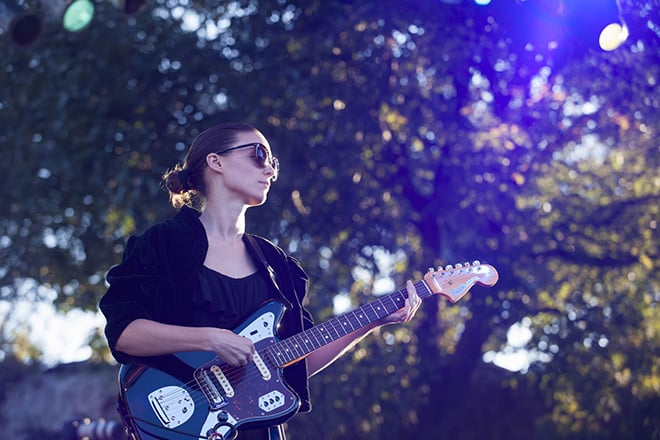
[0,0,657,438]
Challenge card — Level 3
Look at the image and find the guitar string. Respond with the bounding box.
[150,281,432,408]
[150,283,426,409]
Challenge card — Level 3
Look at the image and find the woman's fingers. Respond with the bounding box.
[211,329,256,366]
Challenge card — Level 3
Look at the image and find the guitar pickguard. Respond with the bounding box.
[237,311,276,342]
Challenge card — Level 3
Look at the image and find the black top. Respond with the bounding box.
[194,267,273,329]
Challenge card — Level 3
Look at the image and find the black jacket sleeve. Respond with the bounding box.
[99,225,176,364]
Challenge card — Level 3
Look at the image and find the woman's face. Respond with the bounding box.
[210,130,278,206]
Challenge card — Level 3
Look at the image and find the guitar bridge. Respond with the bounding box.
[147,386,194,428]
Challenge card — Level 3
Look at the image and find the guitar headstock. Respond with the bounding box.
[423,261,498,303]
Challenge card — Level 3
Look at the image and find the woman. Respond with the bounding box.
[100,122,421,440]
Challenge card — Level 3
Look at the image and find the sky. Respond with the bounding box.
[1,298,105,366]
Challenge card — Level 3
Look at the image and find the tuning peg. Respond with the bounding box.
[456,263,463,269]
[472,260,480,266]
[445,264,453,271]
[427,267,434,273]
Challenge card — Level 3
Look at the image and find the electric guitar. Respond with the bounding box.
[117,261,498,440]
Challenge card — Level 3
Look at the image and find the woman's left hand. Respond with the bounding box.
[381,280,422,325]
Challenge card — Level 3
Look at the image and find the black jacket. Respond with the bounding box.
[99,205,314,412]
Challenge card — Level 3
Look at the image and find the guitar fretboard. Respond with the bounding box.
[263,280,433,367]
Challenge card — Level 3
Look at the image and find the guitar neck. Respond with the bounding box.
[264,281,433,368]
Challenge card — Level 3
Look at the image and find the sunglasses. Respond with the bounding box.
[216,142,279,181]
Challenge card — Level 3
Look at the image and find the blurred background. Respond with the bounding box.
[0,0,658,438]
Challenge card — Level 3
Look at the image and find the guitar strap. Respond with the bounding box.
[246,234,292,309]
[268,424,286,440]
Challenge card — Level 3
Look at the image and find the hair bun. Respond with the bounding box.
[178,168,190,192]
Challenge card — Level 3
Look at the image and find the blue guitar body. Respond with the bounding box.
[118,301,300,440]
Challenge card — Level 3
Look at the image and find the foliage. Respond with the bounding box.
[0,0,658,438]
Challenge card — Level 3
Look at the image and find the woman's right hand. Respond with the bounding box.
[207,328,256,367]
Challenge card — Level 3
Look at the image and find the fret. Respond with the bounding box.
[346,317,356,333]
[279,340,295,363]
[299,333,316,351]
[311,326,332,346]
[297,331,315,354]
[290,339,303,358]
[339,314,357,332]
[322,319,343,340]
[306,326,324,347]
[285,335,305,359]
[351,308,370,327]
[385,293,405,313]
[416,280,433,300]
[261,346,277,369]
[331,317,350,337]
[366,302,382,321]
[266,345,286,366]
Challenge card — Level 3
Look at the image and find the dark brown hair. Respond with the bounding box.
[162,122,260,209]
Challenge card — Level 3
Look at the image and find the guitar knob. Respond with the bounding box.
[217,411,229,422]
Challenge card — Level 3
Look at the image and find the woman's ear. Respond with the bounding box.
[206,152,223,172]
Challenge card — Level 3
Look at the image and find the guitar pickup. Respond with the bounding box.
[194,368,226,410]
[253,352,271,380]
[210,365,235,397]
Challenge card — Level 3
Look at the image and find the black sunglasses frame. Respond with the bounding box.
[215,142,279,181]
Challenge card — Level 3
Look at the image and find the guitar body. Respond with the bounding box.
[118,301,300,440]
